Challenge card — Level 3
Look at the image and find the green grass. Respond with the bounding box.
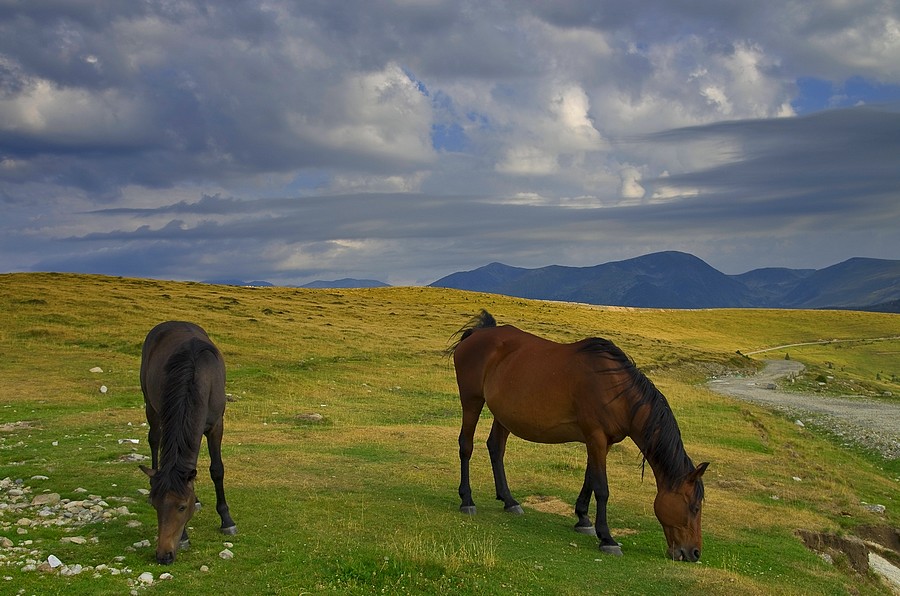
[1,272,899,594]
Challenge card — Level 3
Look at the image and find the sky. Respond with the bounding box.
[1,1,899,286]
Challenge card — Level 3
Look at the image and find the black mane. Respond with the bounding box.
[447,309,497,355]
[578,338,703,500]
[152,338,210,498]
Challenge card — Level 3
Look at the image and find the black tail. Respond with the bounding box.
[447,309,497,355]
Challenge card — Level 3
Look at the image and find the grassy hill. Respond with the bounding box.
[1,272,898,594]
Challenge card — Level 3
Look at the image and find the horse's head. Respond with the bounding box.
[653,461,708,562]
[140,465,197,564]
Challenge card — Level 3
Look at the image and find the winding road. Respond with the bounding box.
[707,360,900,459]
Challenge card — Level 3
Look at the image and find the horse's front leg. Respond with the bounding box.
[574,464,595,535]
[145,403,160,471]
[458,396,484,514]
[206,421,237,535]
[586,437,622,556]
[486,420,523,514]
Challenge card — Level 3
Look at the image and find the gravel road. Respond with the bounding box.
[707,360,900,460]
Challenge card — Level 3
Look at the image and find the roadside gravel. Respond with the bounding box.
[707,360,900,460]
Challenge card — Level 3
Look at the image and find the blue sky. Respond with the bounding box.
[1,1,898,286]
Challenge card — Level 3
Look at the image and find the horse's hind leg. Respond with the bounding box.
[206,420,237,534]
[458,395,484,514]
[487,420,523,514]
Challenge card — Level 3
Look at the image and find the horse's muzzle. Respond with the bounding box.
[156,551,175,565]
[671,547,701,562]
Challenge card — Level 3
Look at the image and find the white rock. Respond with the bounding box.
[47,554,63,568]
[61,536,87,544]
[118,438,139,444]
[89,367,104,373]
[159,572,173,580]
[133,539,151,548]
[138,571,154,584]
[60,564,83,576]
[219,548,234,560]
[199,565,210,572]
[30,475,49,480]
[99,385,108,394]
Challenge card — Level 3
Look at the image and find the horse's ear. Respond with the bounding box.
[139,464,156,478]
[691,462,710,481]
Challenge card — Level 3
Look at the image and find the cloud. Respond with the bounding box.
[1,1,899,284]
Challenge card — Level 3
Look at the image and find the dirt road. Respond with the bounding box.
[707,360,900,459]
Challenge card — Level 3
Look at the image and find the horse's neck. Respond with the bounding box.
[625,398,689,490]
[158,418,204,472]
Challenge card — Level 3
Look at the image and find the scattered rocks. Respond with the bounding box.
[219,548,234,560]
[0,475,160,588]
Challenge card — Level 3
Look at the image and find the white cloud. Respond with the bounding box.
[619,167,646,201]
[292,62,436,167]
[495,145,559,176]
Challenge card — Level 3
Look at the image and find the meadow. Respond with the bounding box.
[1,272,898,595]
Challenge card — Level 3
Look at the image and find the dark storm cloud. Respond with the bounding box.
[2,1,899,284]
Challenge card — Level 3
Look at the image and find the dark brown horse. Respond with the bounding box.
[451,311,708,561]
[139,321,236,564]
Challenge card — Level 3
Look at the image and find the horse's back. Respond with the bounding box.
[141,321,223,411]
[454,325,590,443]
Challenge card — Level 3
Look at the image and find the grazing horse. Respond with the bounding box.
[451,310,708,561]
[139,321,237,564]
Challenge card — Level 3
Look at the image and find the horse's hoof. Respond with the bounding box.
[600,544,623,556]
[574,524,597,536]
[460,505,477,515]
[221,525,238,535]
[504,504,524,515]
[179,539,191,550]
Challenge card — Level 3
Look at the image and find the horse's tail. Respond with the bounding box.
[446,309,497,355]
[159,338,215,478]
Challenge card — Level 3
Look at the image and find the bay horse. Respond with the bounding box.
[139,321,237,564]
[451,310,708,561]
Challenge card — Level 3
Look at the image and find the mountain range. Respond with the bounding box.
[429,251,900,312]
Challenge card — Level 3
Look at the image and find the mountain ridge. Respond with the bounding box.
[430,251,900,312]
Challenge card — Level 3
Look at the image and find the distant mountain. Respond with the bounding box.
[430,252,900,312]
[202,278,274,287]
[300,278,390,289]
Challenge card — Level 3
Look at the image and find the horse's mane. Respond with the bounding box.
[152,338,212,498]
[578,338,703,499]
[446,309,497,355]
